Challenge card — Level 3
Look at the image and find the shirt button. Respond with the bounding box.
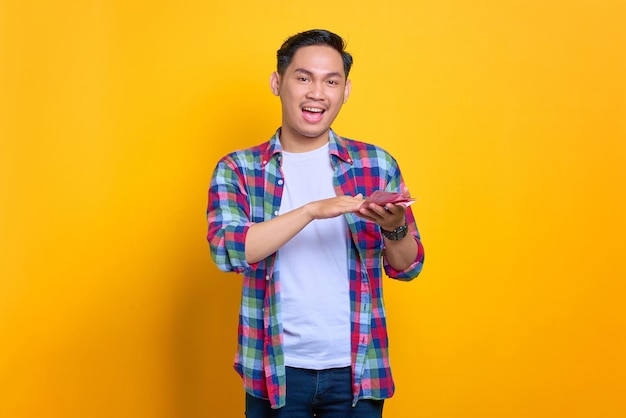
[265,274,270,281]
[278,179,283,185]
[262,160,267,165]
[274,210,279,216]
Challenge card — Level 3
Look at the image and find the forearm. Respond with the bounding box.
[245,206,313,264]
[383,234,419,271]
[244,195,365,264]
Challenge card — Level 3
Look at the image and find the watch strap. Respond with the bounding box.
[381,223,408,241]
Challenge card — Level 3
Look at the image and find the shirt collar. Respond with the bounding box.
[261,128,354,166]
[328,129,354,165]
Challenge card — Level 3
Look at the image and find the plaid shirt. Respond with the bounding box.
[207,129,424,409]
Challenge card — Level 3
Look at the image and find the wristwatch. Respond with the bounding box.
[381,223,408,241]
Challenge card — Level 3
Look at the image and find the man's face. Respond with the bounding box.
[270,45,351,151]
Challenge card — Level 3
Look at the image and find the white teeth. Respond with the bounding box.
[303,107,324,113]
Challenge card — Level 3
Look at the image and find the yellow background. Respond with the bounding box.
[1,1,625,417]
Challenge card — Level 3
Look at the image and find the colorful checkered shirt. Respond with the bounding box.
[207,129,424,409]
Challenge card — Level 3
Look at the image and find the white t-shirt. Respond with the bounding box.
[278,143,351,369]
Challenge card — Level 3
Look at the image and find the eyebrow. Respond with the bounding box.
[294,68,344,79]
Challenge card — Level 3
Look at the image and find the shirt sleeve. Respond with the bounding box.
[206,156,256,273]
[381,163,425,281]
[383,226,425,280]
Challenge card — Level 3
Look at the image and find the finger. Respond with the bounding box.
[362,204,384,218]
[386,203,406,215]
[361,206,391,222]
[358,205,378,218]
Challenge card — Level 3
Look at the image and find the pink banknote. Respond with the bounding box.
[363,190,415,206]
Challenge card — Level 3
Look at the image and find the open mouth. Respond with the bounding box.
[302,107,325,122]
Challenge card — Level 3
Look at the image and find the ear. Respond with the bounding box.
[343,79,352,104]
[269,72,281,96]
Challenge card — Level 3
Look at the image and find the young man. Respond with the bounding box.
[207,29,425,418]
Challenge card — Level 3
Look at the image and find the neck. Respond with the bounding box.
[279,128,330,153]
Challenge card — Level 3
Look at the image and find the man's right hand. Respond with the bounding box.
[303,194,364,220]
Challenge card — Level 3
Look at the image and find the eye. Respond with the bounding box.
[297,77,309,82]
[327,80,339,85]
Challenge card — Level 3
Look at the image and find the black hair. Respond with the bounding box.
[276,29,353,78]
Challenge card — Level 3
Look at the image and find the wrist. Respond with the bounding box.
[300,203,316,222]
[381,223,408,241]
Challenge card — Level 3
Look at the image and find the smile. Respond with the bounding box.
[301,107,326,123]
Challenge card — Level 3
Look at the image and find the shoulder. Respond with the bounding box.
[338,135,399,169]
[340,136,389,152]
[216,140,271,169]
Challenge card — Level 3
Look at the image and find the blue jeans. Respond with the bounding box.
[245,366,384,418]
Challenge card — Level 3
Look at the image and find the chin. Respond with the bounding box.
[300,131,328,140]
[299,125,330,138]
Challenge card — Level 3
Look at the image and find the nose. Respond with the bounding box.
[306,81,324,100]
